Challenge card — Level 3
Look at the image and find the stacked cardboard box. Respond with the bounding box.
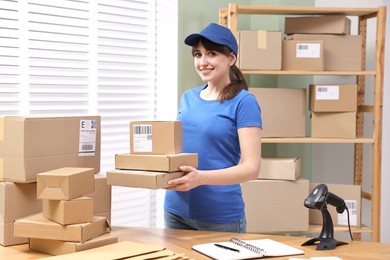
[13,167,116,255]
[283,15,362,71]
[0,115,111,247]
[309,84,357,138]
[107,121,198,189]
[242,156,309,233]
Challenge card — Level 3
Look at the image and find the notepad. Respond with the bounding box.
[192,238,304,260]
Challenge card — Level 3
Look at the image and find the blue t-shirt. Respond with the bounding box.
[164,85,262,223]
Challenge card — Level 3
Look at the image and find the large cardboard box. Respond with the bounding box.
[0,115,101,183]
[282,40,324,71]
[29,233,118,255]
[130,120,182,155]
[242,178,309,233]
[43,196,94,225]
[0,182,42,246]
[13,214,109,242]
[87,174,111,223]
[310,84,357,112]
[311,112,356,138]
[309,183,361,227]
[288,34,362,71]
[249,87,306,137]
[107,170,185,189]
[285,15,351,35]
[238,30,282,70]
[37,167,95,200]
[259,157,301,181]
[115,153,198,172]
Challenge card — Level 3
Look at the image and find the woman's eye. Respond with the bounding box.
[208,51,217,56]
[194,52,201,58]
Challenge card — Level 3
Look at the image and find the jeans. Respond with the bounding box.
[164,211,246,233]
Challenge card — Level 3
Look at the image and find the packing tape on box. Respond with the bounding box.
[0,159,3,180]
[257,31,267,49]
[0,116,4,141]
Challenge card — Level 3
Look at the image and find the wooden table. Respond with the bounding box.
[1,226,390,259]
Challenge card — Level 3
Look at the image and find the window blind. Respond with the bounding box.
[0,0,178,228]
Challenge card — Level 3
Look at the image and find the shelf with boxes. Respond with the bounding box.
[219,4,385,242]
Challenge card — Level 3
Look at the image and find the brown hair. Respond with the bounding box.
[191,38,248,102]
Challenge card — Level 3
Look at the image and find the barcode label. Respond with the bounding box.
[298,44,309,50]
[132,124,153,152]
[296,43,321,58]
[315,85,339,100]
[338,200,358,226]
[79,119,97,156]
[134,125,152,135]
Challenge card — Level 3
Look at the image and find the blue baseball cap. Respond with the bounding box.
[184,23,238,56]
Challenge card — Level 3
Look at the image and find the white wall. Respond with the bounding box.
[314,0,390,242]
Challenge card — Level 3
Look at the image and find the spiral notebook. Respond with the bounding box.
[192,237,304,260]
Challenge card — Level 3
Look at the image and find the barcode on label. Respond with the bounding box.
[81,144,94,151]
[298,44,309,50]
[345,200,357,210]
[317,87,328,92]
[134,125,152,135]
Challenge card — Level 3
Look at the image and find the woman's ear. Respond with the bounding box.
[229,52,237,66]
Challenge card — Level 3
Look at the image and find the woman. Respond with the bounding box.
[164,23,262,233]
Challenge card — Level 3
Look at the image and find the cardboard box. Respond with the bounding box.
[311,112,356,138]
[87,174,111,223]
[107,170,185,189]
[259,157,301,181]
[249,87,306,137]
[310,84,357,112]
[13,214,109,242]
[29,233,118,255]
[238,30,282,70]
[287,34,362,71]
[0,115,101,183]
[115,153,198,172]
[309,183,361,227]
[130,120,182,155]
[285,15,351,35]
[37,241,166,260]
[37,167,95,200]
[282,40,324,71]
[242,178,309,233]
[0,182,42,246]
[43,196,94,225]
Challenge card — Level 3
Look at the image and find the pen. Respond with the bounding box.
[214,243,240,253]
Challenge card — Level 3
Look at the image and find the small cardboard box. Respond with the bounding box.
[42,196,94,225]
[287,34,362,71]
[238,30,282,70]
[249,87,306,137]
[309,183,361,227]
[285,15,351,35]
[259,157,301,181]
[115,153,198,172]
[0,115,101,183]
[242,178,309,233]
[311,112,356,138]
[37,167,95,200]
[29,233,118,255]
[282,40,324,71]
[310,84,357,112]
[13,214,109,242]
[107,170,185,189]
[130,120,182,155]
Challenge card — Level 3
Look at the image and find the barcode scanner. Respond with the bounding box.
[302,184,350,250]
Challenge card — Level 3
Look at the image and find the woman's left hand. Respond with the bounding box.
[165,165,201,192]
